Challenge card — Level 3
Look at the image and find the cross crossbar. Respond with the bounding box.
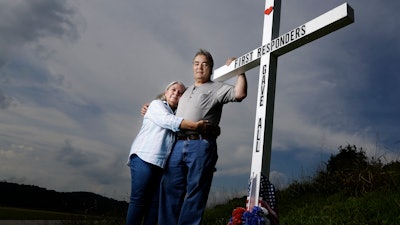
[212,3,354,82]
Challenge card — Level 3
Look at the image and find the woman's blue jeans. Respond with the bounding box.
[158,138,218,225]
[126,154,163,225]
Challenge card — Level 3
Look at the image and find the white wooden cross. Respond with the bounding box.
[212,0,354,210]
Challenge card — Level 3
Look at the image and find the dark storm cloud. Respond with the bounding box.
[0,0,79,50]
[0,0,82,109]
[0,1,101,132]
[57,139,96,167]
[0,90,13,109]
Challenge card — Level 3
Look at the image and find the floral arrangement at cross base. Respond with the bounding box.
[227,206,268,225]
[231,175,279,225]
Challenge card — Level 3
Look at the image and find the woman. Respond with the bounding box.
[126,81,208,225]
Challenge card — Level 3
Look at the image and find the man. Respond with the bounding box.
[158,49,247,225]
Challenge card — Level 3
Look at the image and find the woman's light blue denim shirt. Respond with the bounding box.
[127,100,183,168]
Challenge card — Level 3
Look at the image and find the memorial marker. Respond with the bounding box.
[212,0,354,211]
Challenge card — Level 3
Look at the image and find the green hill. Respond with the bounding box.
[0,181,128,219]
[203,145,400,225]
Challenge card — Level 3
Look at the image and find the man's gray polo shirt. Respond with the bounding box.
[175,81,237,126]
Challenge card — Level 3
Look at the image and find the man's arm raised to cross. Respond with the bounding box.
[234,73,247,101]
[225,57,248,101]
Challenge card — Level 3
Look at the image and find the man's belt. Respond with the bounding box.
[176,134,216,140]
[177,124,220,140]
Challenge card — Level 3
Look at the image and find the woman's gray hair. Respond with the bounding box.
[165,80,185,91]
[157,81,186,100]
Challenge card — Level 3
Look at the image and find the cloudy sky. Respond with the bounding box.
[0,0,399,205]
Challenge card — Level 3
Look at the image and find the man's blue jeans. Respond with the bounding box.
[126,154,163,225]
[158,138,218,225]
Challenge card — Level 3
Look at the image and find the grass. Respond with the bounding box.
[0,207,86,220]
[0,206,123,225]
[278,190,400,225]
[202,186,400,225]
[203,145,400,225]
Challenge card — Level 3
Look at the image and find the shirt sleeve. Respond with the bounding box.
[144,100,183,132]
[216,82,237,103]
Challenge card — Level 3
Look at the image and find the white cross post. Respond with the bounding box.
[212,0,354,210]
